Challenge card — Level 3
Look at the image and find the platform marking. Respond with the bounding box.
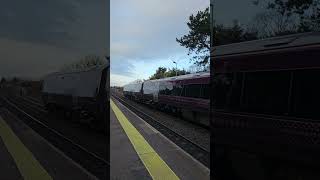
[0,116,53,180]
[111,99,180,180]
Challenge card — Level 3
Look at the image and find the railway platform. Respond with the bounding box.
[0,106,98,180]
[110,98,210,180]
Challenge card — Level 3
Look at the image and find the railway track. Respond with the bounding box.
[112,94,210,168]
[113,91,210,130]
[24,96,42,104]
[0,95,109,180]
[20,96,45,109]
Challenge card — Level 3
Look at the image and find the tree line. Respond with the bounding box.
[149,67,190,80]
[61,54,109,72]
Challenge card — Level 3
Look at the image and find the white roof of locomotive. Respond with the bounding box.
[42,64,109,98]
[44,63,109,78]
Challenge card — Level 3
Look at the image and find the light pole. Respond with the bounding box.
[172,60,177,76]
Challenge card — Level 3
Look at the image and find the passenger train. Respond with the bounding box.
[123,72,210,126]
[211,32,320,179]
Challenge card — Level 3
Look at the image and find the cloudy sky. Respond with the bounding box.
[0,0,108,80]
[110,0,208,86]
[214,0,263,26]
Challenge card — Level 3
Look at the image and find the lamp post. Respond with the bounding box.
[172,60,177,76]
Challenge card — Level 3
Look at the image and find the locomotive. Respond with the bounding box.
[41,61,109,129]
[123,72,210,126]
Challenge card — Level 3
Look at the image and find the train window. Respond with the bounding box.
[227,73,243,110]
[201,84,210,99]
[165,89,172,95]
[159,83,166,95]
[215,73,243,110]
[291,69,320,119]
[180,85,186,97]
[185,84,201,98]
[212,73,235,109]
[241,71,291,115]
[159,81,173,95]
[172,84,183,96]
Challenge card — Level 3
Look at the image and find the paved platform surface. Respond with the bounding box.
[110,98,210,180]
[0,106,98,180]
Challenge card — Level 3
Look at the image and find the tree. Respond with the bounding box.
[177,7,258,67]
[188,64,209,73]
[149,67,190,80]
[251,0,320,37]
[214,20,258,45]
[149,67,167,80]
[176,8,210,67]
[165,68,189,78]
[61,54,107,72]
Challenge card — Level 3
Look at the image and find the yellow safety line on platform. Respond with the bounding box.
[0,116,53,180]
[110,99,180,180]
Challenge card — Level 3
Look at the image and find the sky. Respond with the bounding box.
[213,0,263,27]
[110,0,208,86]
[0,0,108,80]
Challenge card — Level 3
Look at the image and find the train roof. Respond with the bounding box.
[212,32,320,58]
[123,72,210,88]
[145,72,210,83]
[44,63,109,79]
